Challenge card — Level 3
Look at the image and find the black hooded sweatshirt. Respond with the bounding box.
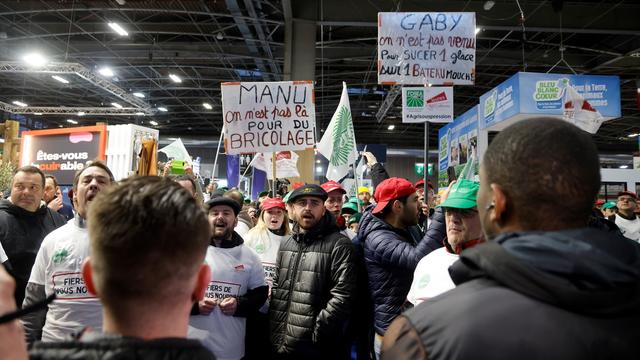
[382,227,640,360]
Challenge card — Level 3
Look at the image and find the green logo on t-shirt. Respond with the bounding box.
[52,249,69,264]
[417,274,431,288]
[255,244,265,254]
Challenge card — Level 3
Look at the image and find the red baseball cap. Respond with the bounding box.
[372,178,417,214]
[415,179,425,188]
[261,197,286,211]
[594,199,605,206]
[617,191,638,200]
[321,180,346,195]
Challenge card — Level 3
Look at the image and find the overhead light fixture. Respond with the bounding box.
[627,133,638,138]
[388,124,395,130]
[23,52,47,67]
[475,27,482,35]
[133,92,145,98]
[169,74,182,83]
[108,22,129,36]
[135,112,144,116]
[12,100,27,107]
[98,67,114,77]
[34,112,43,115]
[157,107,168,112]
[0,138,4,143]
[149,120,159,126]
[316,159,321,163]
[216,32,224,40]
[483,0,495,10]
[203,102,212,110]
[77,111,85,116]
[66,119,78,124]
[620,165,630,169]
[316,166,323,173]
[51,75,69,84]
[111,102,123,109]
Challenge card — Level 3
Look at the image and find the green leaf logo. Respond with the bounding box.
[330,105,355,166]
[406,90,424,108]
[52,249,69,264]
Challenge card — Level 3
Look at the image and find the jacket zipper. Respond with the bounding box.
[281,238,305,349]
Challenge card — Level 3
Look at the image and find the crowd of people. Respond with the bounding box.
[0,117,639,359]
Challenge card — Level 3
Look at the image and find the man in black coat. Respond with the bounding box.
[270,184,356,360]
[0,166,65,306]
[382,118,640,359]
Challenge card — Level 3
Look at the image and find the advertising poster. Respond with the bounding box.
[438,106,478,187]
[20,125,107,185]
[402,86,454,123]
[221,81,316,155]
[377,12,476,85]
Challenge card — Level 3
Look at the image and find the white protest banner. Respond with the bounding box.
[377,12,476,85]
[222,81,316,155]
[402,87,454,123]
[251,151,300,179]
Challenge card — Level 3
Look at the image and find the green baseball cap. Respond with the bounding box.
[438,179,479,209]
[342,201,359,214]
[602,201,617,210]
[347,212,362,226]
[283,190,293,204]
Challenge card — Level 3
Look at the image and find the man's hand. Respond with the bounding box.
[47,196,63,212]
[440,181,456,204]
[362,151,378,167]
[162,162,172,177]
[198,298,217,315]
[0,266,28,360]
[219,297,237,316]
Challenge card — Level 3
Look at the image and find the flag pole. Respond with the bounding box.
[212,124,225,181]
[271,152,277,197]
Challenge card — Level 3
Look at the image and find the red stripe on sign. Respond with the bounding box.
[427,92,448,104]
[222,82,241,86]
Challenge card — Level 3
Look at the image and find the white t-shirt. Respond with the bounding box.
[244,228,287,313]
[188,244,266,360]
[407,247,459,306]
[614,214,640,242]
[234,221,251,238]
[0,241,7,263]
[27,219,103,342]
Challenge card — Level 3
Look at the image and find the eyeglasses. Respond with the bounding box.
[445,207,479,219]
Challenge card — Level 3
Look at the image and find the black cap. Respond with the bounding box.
[258,190,270,197]
[206,196,241,215]
[287,184,328,203]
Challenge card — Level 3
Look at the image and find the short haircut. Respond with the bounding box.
[14,166,45,187]
[45,175,58,188]
[224,189,244,207]
[87,176,210,309]
[380,195,410,217]
[171,174,196,195]
[73,160,115,190]
[483,118,600,229]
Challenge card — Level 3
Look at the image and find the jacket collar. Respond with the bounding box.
[211,231,244,248]
[292,212,340,244]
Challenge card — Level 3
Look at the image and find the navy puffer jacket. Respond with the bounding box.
[358,207,446,335]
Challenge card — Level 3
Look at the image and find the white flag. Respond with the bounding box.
[252,151,300,180]
[563,85,604,134]
[317,82,358,181]
[158,138,192,165]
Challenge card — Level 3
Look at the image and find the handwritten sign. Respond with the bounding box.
[402,87,454,123]
[377,12,476,85]
[222,81,316,155]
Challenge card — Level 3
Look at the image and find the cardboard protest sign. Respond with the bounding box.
[222,81,316,155]
[377,12,476,85]
[402,87,454,123]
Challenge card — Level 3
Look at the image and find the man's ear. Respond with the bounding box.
[81,257,98,296]
[193,264,211,302]
[490,183,508,225]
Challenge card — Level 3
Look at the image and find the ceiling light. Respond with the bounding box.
[627,133,638,138]
[149,120,159,126]
[133,92,145,98]
[216,32,224,40]
[108,22,129,36]
[629,52,640,58]
[475,27,482,35]
[316,166,323,173]
[0,138,4,143]
[23,53,47,67]
[483,0,495,11]
[157,107,168,112]
[77,111,85,116]
[66,119,78,124]
[12,100,27,107]
[316,159,321,163]
[34,112,43,115]
[169,74,182,83]
[111,102,123,109]
[388,125,395,130]
[620,165,630,169]
[98,67,114,77]
[51,75,69,84]
[135,112,144,116]
[203,102,212,110]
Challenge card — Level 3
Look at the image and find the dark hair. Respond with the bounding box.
[483,118,600,230]
[381,195,410,217]
[87,176,209,309]
[171,174,196,196]
[14,166,45,187]
[45,175,58,188]
[224,189,244,207]
[73,160,115,190]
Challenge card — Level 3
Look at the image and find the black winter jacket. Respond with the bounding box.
[383,228,640,360]
[358,206,446,335]
[269,212,356,359]
[0,199,66,305]
[29,334,216,360]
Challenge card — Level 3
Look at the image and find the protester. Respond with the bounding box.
[43,175,74,220]
[225,190,254,237]
[382,118,640,359]
[244,197,290,359]
[601,201,617,217]
[357,177,447,358]
[189,196,268,360]
[0,166,66,306]
[609,191,640,241]
[29,176,216,359]
[341,197,359,223]
[270,184,356,359]
[407,179,483,306]
[347,212,362,233]
[321,180,356,239]
[23,162,114,343]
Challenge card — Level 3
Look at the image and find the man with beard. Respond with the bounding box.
[270,184,356,359]
[43,175,74,221]
[189,196,268,360]
[23,161,114,342]
[382,119,640,359]
[0,166,66,307]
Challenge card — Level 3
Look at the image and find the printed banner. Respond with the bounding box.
[51,272,96,301]
[438,106,479,188]
[262,262,276,286]
[377,12,476,85]
[205,281,241,300]
[222,81,316,155]
[402,87,454,123]
[251,151,300,179]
